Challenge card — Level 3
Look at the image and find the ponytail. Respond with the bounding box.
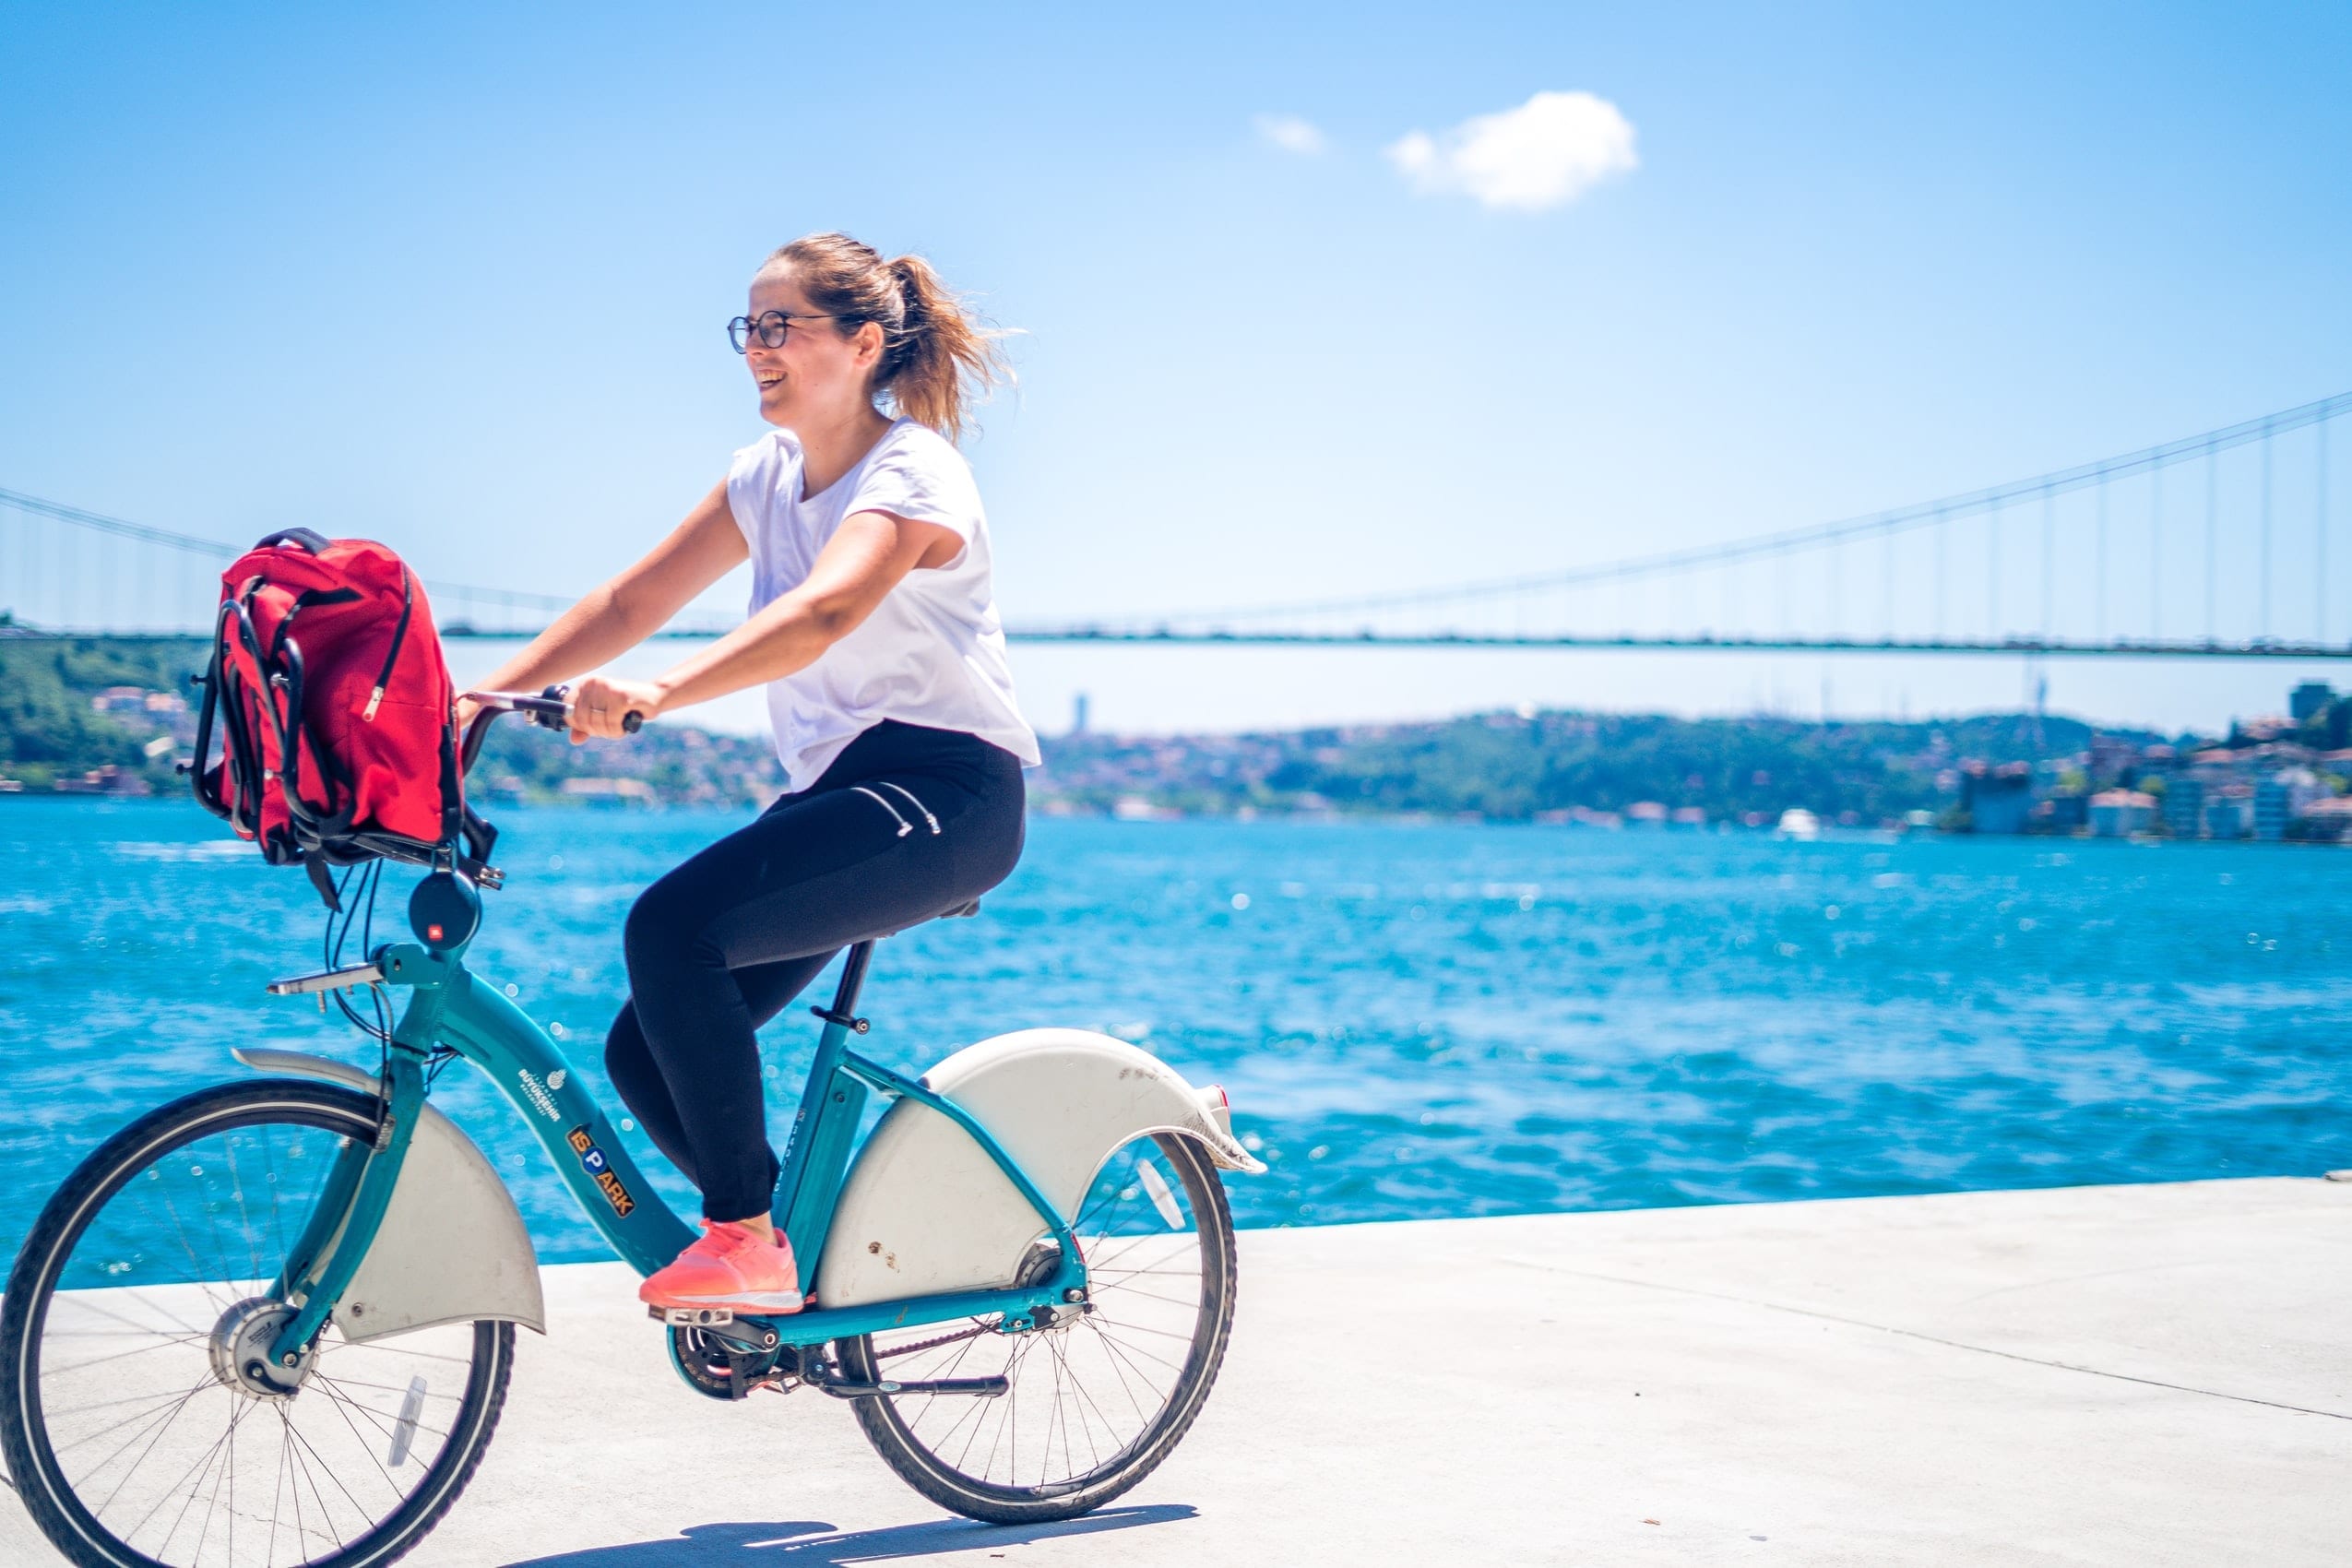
[880,253,1007,442]
[756,233,1012,443]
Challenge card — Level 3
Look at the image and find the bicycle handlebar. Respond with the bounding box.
[458,685,644,777]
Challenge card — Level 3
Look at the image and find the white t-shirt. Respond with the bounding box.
[725,418,1040,790]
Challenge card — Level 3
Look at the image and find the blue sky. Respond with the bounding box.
[4,2,2349,736]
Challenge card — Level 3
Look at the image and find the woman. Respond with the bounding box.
[469,233,1038,1313]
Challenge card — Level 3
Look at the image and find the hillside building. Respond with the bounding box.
[1961,761,2035,835]
[2203,788,2251,840]
[2164,777,2205,838]
[2090,790,2156,837]
[2255,769,2322,841]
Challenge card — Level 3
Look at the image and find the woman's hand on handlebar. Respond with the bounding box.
[565,674,666,743]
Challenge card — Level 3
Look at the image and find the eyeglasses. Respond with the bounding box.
[727,310,844,353]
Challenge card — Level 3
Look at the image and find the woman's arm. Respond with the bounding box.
[462,480,747,723]
[563,508,958,741]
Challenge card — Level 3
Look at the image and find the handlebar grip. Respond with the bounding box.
[470,687,644,735]
[521,697,642,733]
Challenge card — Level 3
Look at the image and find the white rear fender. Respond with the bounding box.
[814,1029,1262,1310]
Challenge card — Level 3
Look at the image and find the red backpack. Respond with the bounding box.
[190,529,497,903]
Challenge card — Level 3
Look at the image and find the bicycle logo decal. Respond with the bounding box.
[517,1068,564,1122]
[567,1125,636,1218]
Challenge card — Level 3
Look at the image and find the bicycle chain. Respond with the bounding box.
[873,1320,997,1360]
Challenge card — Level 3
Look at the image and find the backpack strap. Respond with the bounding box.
[461,802,499,866]
[186,601,236,822]
[300,852,343,910]
[253,528,332,554]
[268,587,362,662]
[216,599,273,841]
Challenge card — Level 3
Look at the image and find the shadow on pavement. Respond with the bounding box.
[499,1504,1198,1565]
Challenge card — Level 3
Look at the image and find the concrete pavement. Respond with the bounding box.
[7,1176,2349,1564]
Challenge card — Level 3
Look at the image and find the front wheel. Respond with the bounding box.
[0,1079,515,1568]
[840,1131,1239,1524]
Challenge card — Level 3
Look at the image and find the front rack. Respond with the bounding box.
[266,961,386,997]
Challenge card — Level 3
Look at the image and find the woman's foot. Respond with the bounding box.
[638,1219,803,1313]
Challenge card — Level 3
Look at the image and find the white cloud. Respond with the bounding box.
[1253,113,1328,157]
[1384,90,1637,212]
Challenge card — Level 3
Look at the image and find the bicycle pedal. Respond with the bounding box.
[649,1305,735,1327]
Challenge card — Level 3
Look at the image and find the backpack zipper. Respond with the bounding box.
[362,568,414,722]
[876,781,942,835]
[850,786,914,837]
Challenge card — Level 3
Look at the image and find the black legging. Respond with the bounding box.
[604,720,1026,1222]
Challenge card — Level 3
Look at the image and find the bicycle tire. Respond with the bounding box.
[839,1131,1239,1525]
[0,1078,516,1568]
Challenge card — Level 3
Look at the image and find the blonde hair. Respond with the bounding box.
[757,232,1010,442]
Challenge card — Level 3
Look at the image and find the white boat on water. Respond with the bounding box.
[1776,808,1822,840]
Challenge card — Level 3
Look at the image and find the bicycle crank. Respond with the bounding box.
[667,1325,794,1401]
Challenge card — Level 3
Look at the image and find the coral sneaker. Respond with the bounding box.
[637,1221,803,1313]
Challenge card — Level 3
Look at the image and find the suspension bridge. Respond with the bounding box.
[4,391,2345,659]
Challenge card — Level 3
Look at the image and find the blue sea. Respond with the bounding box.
[3,798,2347,1265]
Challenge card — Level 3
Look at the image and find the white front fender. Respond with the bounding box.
[814,1029,1263,1310]
[231,1048,546,1341]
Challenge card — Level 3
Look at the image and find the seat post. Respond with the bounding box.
[826,940,877,1023]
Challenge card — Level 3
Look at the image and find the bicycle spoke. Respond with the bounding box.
[1077,1315,1197,1343]
[284,1411,357,1550]
[152,1180,240,1320]
[159,1392,257,1562]
[1090,1318,1187,1381]
[1088,1281,1202,1311]
[51,1382,222,1458]
[271,1405,295,1568]
[45,1332,217,1381]
[312,1376,409,1499]
[222,1132,261,1289]
[124,1386,240,1552]
[901,1326,991,1438]
[315,1372,457,1449]
[56,1289,211,1341]
[1082,1316,1157,1427]
[1053,1333,1123,1467]
[260,1128,293,1295]
[75,1374,214,1506]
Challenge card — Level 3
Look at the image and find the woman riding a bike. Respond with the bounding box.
[468,232,1038,1315]
[3,234,1246,1567]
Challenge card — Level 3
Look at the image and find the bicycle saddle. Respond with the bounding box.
[862,898,982,944]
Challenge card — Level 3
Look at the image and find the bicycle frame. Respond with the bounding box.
[267,873,1087,1366]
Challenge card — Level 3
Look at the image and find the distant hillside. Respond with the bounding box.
[3,635,2180,825]
[1030,710,2171,825]
[0,636,204,790]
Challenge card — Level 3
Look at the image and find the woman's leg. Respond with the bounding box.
[602,949,835,1196]
[618,759,1023,1224]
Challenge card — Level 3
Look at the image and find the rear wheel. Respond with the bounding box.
[0,1080,515,1568]
[840,1132,1238,1524]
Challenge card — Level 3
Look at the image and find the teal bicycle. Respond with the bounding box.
[0,693,1262,1568]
